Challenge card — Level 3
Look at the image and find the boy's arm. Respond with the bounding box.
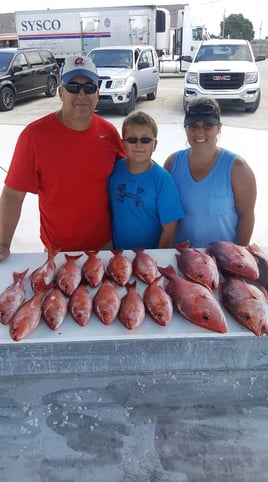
[158,220,178,249]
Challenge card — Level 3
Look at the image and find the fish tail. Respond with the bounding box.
[47,245,62,259]
[64,253,83,261]
[157,264,177,280]
[126,280,137,291]
[174,240,190,252]
[13,268,29,283]
[111,249,124,255]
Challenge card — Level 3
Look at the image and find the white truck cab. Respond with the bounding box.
[183,39,265,113]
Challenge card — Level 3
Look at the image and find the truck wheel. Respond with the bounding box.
[0,87,15,111]
[122,87,136,115]
[147,90,157,100]
[245,92,261,113]
[45,77,58,97]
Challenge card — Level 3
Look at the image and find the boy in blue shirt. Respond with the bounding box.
[109,111,184,249]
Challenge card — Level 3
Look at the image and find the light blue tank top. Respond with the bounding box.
[171,147,239,248]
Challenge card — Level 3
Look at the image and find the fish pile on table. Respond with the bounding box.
[0,242,268,342]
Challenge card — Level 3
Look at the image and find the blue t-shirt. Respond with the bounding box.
[109,158,184,249]
[171,147,239,248]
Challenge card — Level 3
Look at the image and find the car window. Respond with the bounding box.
[25,51,43,67]
[139,49,154,68]
[195,44,253,62]
[0,52,14,72]
[13,53,28,70]
[40,50,56,64]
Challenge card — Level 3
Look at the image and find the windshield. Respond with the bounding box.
[195,44,253,62]
[89,49,133,68]
[0,52,14,72]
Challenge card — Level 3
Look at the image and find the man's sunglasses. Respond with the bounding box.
[123,137,156,144]
[63,82,98,94]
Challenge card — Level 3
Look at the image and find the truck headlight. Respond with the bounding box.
[186,72,198,84]
[245,72,258,83]
[112,79,127,88]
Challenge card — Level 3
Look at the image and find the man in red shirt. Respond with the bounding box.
[0,56,125,260]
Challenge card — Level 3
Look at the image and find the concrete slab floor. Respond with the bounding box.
[0,369,267,482]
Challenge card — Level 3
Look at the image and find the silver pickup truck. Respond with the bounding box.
[88,45,159,115]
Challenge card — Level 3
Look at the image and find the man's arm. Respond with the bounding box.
[0,185,26,260]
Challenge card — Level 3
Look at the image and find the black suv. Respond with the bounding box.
[0,48,59,111]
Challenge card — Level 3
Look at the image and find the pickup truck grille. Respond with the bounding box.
[98,77,113,89]
[200,72,245,90]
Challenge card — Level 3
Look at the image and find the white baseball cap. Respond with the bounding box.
[61,56,99,84]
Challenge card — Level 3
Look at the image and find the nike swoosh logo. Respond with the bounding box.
[99,135,107,139]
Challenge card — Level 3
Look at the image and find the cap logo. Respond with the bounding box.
[74,57,85,65]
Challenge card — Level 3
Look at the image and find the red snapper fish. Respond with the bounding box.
[107,249,133,286]
[220,277,268,336]
[119,281,145,330]
[0,269,29,325]
[132,249,158,285]
[69,284,92,326]
[93,278,121,325]
[143,277,173,326]
[42,287,68,331]
[82,251,105,288]
[30,247,60,293]
[56,254,83,296]
[248,243,268,290]
[9,278,53,342]
[158,265,228,334]
[205,241,259,281]
[175,241,219,290]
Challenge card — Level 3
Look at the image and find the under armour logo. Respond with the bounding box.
[116,184,144,207]
[74,57,85,65]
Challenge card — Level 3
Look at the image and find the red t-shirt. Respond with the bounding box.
[6,113,125,251]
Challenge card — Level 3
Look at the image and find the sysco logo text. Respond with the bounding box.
[20,19,61,32]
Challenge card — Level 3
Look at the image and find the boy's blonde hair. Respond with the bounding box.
[122,111,158,138]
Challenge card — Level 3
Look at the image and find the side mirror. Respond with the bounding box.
[255,55,266,62]
[181,55,193,63]
[13,65,23,73]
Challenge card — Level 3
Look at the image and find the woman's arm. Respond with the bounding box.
[231,157,257,246]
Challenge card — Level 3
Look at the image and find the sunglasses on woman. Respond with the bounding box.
[63,82,98,94]
[187,103,218,116]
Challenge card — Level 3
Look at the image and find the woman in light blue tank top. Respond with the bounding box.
[164,96,257,248]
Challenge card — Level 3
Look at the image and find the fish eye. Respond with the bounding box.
[243,314,250,321]
[197,273,204,278]
[202,314,209,321]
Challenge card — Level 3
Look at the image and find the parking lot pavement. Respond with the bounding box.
[0,122,267,252]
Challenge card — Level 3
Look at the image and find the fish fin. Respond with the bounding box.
[84,250,99,256]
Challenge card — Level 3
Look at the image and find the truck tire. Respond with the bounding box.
[45,77,58,97]
[0,86,15,111]
[147,90,157,100]
[245,92,261,113]
[122,87,136,115]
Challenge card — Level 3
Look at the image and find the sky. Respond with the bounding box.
[1,0,267,39]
